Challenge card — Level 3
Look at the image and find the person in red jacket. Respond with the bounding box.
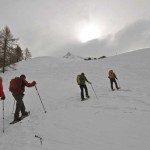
[11,74,36,122]
[0,77,5,100]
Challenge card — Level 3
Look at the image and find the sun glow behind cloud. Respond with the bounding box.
[78,23,100,43]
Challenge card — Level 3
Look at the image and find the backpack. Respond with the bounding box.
[77,75,80,85]
[9,77,23,93]
[108,70,114,79]
[76,75,85,85]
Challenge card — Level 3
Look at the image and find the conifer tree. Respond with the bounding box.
[0,26,18,73]
[24,48,32,61]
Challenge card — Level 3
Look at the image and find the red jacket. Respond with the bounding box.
[13,79,36,95]
[21,79,35,92]
[0,80,5,97]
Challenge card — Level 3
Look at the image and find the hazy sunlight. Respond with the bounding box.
[78,23,100,43]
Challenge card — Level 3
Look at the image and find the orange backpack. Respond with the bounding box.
[109,70,114,79]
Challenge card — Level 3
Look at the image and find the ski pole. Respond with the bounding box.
[117,79,121,89]
[12,100,15,114]
[35,85,46,113]
[3,100,4,133]
[90,84,99,100]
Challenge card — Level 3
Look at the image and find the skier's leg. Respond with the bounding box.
[13,94,23,120]
[20,94,27,116]
[80,85,84,100]
[84,85,89,97]
[110,80,114,90]
[114,79,119,89]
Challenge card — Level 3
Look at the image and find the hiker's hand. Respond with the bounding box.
[32,81,36,86]
[1,96,5,100]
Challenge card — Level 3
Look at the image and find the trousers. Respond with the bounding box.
[80,84,89,99]
[13,94,26,120]
[110,79,119,90]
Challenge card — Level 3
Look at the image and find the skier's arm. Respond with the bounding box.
[23,79,36,87]
[114,73,118,79]
[85,77,91,84]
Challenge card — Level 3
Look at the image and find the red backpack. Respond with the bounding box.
[9,77,23,93]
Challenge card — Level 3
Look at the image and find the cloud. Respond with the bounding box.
[52,19,150,57]
[113,19,150,52]
[1,1,150,57]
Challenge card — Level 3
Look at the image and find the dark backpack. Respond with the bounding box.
[9,77,23,93]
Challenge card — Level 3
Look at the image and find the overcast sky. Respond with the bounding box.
[1,0,150,57]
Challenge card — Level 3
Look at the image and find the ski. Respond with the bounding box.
[10,111,30,125]
[81,97,90,101]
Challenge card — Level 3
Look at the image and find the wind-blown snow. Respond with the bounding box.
[0,48,150,150]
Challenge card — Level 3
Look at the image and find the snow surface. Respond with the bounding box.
[0,48,150,150]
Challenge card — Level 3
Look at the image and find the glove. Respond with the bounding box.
[1,96,5,100]
[32,81,36,86]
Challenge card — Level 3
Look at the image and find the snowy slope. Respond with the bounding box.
[0,48,150,150]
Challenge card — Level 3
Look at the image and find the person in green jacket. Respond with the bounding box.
[77,73,91,101]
